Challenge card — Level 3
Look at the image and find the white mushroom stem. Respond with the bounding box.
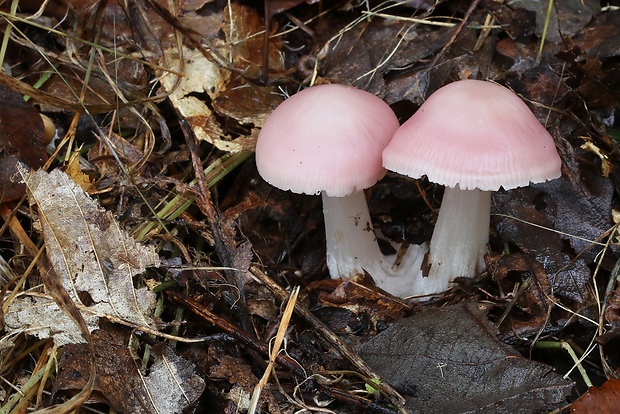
[421,186,490,294]
[322,191,427,297]
[322,191,382,278]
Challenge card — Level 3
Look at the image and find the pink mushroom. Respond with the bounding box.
[256,84,426,296]
[383,79,562,296]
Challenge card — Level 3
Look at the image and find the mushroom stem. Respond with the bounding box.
[423,186,490,294]
[322,191,428,297]
[322,191,382,278]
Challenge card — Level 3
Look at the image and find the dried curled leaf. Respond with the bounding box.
[0,85,47,202]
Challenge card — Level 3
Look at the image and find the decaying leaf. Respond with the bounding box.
[570,379,620,414]
[5,295,99,345]
[159,45,229,150]
[212,3,284,125]
[312,276,413,335]
[157,3,282,153]
[486,252,557,342]
[4,165,159,345]
[55,324,205,414]
[321,16,452,99]
[209,353,280,413]
[359,303,574,413]
[493,174,614,303]
[509,0,599,44]
[144,344,206,413]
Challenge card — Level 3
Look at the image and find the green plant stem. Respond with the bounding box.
[134,150,252,242]
[536,340,593,387]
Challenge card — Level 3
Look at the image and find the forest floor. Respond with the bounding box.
[0,1,619,413]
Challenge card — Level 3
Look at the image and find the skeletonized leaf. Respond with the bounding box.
[5,166,159,345]
[140,345,206,413]
[5,295,98,345]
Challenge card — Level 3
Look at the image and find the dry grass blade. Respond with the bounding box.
[169,291,305,372]
[133,151,252,242]
[248,286,300,414]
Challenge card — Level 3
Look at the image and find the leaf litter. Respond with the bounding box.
[0,0,619,413]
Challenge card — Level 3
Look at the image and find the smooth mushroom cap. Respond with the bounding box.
[382,79,561,190]
[256,84,399,197]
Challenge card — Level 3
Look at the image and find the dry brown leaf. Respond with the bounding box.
[0,85,47,202]
[157,3,282,153]
[360,304,574,413]
[571,379,620,413]
[158,45,230,150]
[212,3,284,126]
[65,151,94,193]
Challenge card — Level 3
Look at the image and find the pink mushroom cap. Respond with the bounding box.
[382,80,562,191]
[256,84,399,197]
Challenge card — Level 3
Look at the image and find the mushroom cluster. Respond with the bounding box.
[256,80,562,298]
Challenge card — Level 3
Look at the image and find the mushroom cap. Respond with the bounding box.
[382,80,562,191]
[256,84,399,197]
